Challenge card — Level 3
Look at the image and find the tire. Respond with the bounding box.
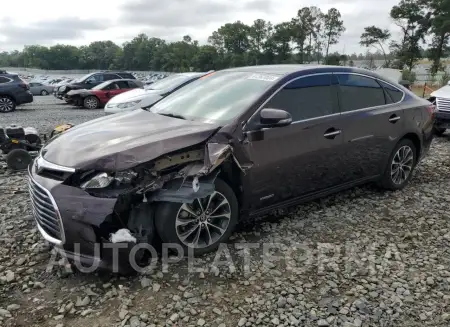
[0,96,16,113]
[83,96,99,109]
[433,127,446,137]
[40,90,49,96]
[6,149,32,170]
[379,139,417,191]
[155,178,239,256]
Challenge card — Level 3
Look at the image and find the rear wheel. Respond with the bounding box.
[83,96,99,109]
[0,96,16,113]
[379,139,417,191]
[40,90,49,96]
[155,178,239,255]
[433,127,446,136]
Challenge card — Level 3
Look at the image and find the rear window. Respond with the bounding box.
[117,73,135,79]
[379,80,404,103]
[0,76,12,84]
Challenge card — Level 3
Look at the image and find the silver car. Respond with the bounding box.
[29,82,54,96]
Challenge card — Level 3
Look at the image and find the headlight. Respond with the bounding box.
[80,171,137,190]
[60,86,66,92]
[117,100,142,109]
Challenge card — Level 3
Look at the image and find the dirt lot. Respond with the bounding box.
[1,96,450,327]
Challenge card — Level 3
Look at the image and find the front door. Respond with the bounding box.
[243,73,346,210]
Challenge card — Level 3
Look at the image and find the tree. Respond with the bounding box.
[360,26,392,66]
[426,0,450,74]
[390,0,431,70]
[322,8,345,61]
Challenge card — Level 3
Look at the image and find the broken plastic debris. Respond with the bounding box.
[192,176,200,192]
[109,229,137,243]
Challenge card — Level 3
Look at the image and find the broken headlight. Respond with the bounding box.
[80,171,138,190]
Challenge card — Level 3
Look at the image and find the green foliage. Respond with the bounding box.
[440,69,450,86]
[402,69,417,83]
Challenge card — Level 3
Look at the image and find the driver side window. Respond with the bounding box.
[264,74,339,122]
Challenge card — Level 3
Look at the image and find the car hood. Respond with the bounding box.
[430,85,450,98]
[107,88,161,104]
[42,109,219,171]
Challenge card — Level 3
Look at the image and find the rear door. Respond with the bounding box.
[244,73,346,209]
[334,73,405,182]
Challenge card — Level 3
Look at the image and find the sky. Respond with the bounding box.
[0,0,403,55]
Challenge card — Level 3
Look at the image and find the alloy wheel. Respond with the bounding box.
[0,97,14,112]
[391,145,414,185]
[41,90,49,95]
[85,97,98,109]
[175,191,231,249]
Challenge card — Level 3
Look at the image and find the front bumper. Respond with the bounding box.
[27,160,134,272]
[435,111,450,129]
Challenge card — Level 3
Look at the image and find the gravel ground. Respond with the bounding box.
[0,96,106,135]
[1,97,450,327]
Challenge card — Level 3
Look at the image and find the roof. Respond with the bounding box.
[222,64,384,79]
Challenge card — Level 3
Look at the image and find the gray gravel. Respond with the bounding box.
[1,97,450,326]
[0,95,105,134]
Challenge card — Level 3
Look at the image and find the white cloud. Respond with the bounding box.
[0,0,404,54]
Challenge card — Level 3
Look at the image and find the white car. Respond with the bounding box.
[104,71,213,114]
[428,80,450,136]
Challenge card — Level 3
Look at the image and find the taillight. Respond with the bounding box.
[19,83,29,90]
[427,104,436,120]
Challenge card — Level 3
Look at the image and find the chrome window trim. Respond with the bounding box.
[245,71,406,129]
[0,77,13,84]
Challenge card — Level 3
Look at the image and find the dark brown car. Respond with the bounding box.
[27,65,434,272]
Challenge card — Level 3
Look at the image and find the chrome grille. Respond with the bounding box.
[437,98,450,112]
[27,176,64,244]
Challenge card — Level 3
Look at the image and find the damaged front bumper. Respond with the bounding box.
[27,161,130,271]
[27,141,250,272]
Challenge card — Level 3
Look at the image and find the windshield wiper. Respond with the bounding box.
[157,113,187,120]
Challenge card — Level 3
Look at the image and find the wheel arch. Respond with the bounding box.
[400,132,422,159]
[217,160,244,210]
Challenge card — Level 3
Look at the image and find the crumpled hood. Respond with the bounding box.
[431,85,450,98]
[107,88,160,104]
[42,109,219,171]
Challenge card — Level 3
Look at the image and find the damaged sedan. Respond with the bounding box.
[27,65,434,272]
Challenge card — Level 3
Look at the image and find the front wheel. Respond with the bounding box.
[40,90,49,96]
[83,96,99,109]
[155,178,239,255]
[379,139,417,191]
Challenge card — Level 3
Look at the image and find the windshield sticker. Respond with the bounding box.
[247,74,279,82]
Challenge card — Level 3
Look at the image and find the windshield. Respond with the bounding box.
[145,74,198,91]
[75,73,93,83]
[92,81,111,90]
[150,71,279,123]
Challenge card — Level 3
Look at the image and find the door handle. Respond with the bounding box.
[323,128,341,139]
[389,114,400,123]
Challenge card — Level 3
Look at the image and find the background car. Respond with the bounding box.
[427,80,450,136]
[104,71,213,114]
[54,71,136,100]
[0,73,33,113]
[66,79,143,109]
[29,82,54,96]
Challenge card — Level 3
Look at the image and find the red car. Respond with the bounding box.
[65,79,143,109]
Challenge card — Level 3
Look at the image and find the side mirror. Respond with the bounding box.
[259,108,292,128]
